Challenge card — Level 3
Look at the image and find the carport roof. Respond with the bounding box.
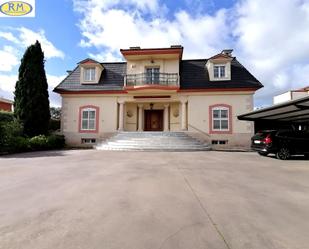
[238,95,309,123]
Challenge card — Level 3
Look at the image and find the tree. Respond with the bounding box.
[50,107,61,120]
[14,40,50,137]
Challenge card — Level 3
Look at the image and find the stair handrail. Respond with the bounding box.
[187,124,211,138]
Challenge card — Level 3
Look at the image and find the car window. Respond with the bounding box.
[255,131,276,137]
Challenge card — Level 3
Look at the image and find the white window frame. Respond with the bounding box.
[83,67,96,82]
[213,64,226,79]
[81,108,96,131]
[212,107,229,131]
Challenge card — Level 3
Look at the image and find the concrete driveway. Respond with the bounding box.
[0,150,309,249]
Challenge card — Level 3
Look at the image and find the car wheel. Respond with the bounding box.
[276,147,290,160]
[258,151,268,156]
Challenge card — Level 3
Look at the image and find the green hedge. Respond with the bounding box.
[0,120,65,154]
[28,134,65,150]
[0,111,14,122]
[0,120,24,153]
[46,134,65,148]
[8,136,29,153]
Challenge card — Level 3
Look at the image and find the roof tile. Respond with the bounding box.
[54,58,263,92]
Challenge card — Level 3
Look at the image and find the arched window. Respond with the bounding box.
[209,104,232,134]
[79,105,99,133]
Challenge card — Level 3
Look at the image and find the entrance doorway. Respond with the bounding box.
[144,110,163,131]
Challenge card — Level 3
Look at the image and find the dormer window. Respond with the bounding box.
[206,50,233,81]
[78,59,104,84]
[214,65,226,79]
[84,67,96,82]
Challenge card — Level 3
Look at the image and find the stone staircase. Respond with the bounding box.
[96,132,211,151]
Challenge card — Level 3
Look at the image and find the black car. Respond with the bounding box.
[251,130,309,160]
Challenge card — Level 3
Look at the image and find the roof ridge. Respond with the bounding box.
[100,62,126,64]
[181,59,208,61]
[181,56,237,62]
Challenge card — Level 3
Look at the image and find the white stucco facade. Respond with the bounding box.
[56,46,261,149]
[60,90,254,149]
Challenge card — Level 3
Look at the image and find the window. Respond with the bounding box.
[214,65,226,78]
[212,107,229,130]
[146,67,160,84]
[81,108,96,130]
[79,105,99,133]
[211,140,228,145]
[209,104,232,134]
[81,138,96,144]
[84,67,96,81]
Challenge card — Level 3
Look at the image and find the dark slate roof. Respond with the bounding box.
[54,62,126,92]
[54,58,263,92]
[179,58,263,89]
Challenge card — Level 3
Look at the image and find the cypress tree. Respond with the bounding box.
[14,40,50,137]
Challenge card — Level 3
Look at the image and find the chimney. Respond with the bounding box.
[221,49,233,56]
[170,45,183,48]
[129,46,141,50]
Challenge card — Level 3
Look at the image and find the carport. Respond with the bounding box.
[238,96,309,132]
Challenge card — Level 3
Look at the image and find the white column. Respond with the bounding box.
[138,104,143,131]
[164,104,169,131]
[181,101,187,130]
[118,102,124,131]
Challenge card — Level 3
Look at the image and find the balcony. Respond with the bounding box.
[125,73,179,87]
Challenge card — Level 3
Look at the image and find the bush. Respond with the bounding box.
[29,135,48,150]
[9,136,30,153]
[0,111,14,123]
[0,120,30,153]
[0,122,65,154]
[0,120,24,153]
[46,134,65,149]
[28,134,65,150]
[2,120,23,137]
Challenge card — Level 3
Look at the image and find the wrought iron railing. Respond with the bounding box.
[125,73,178,86]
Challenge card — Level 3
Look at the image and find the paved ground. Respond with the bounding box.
[0,150,309,249]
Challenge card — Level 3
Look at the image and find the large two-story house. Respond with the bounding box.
[54,46,263,149]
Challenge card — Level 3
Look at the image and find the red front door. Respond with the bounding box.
[144,110,163,131]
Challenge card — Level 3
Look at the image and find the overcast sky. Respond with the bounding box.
[0,0,309,107]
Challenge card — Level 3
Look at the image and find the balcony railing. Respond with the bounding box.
[125,73,178,87]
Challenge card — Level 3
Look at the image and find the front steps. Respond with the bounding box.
[96,132,211,151]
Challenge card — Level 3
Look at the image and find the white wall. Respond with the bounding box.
[61,95,118,145]
[292,91,308,100]
[274,91,308,104]
[273,91,292,104]
[187,94,253,133]
[126,59,179,75]
[60,92,254,148]
[125,103,137,131]
[187,94,254,148]
[170,102,180,131]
